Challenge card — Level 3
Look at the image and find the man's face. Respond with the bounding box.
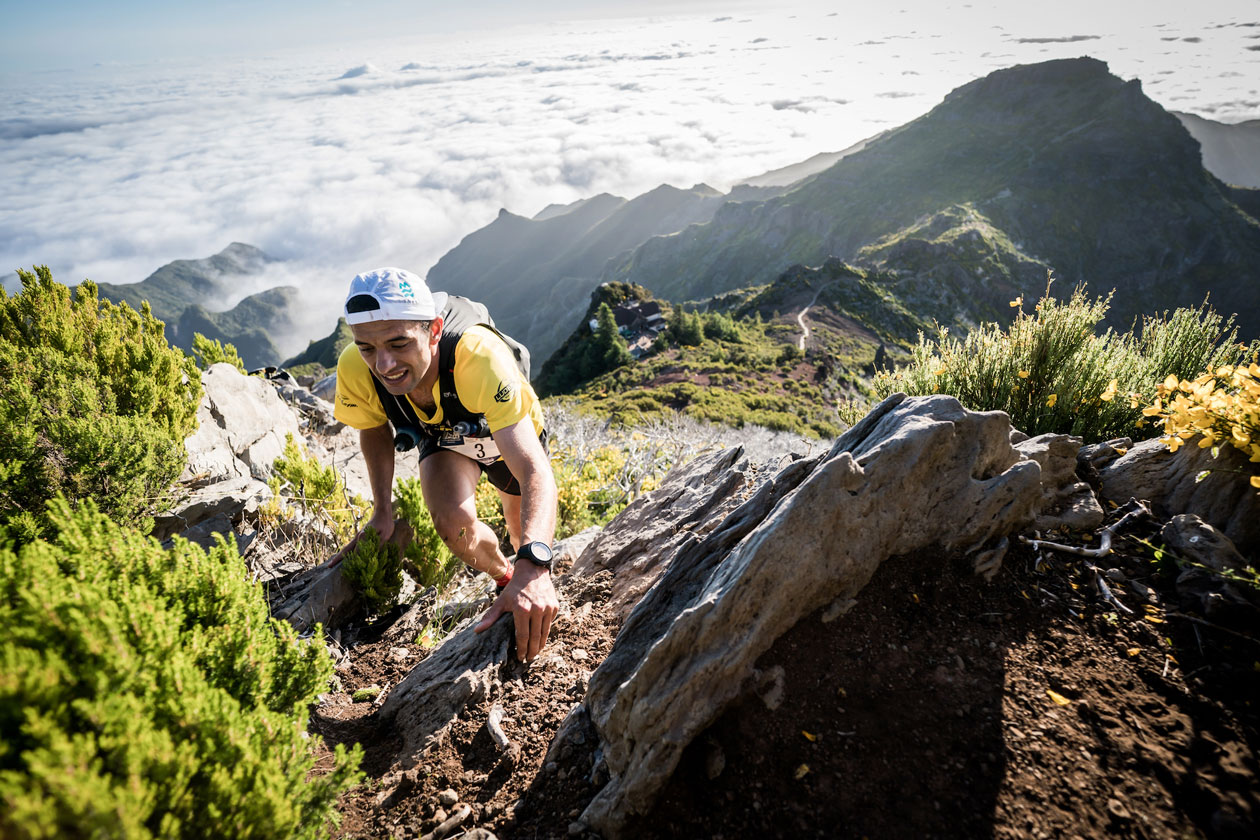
[351,318,442,396]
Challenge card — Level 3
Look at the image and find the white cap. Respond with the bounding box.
[343,267,449,324]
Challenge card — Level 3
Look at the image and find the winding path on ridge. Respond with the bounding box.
[796,282,836,351]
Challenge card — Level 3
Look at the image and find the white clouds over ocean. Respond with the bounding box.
[2,2,1257,347]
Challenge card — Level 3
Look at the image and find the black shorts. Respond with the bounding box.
[415,430,549,496]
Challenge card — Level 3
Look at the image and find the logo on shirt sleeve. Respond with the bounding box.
[494,382,513,403]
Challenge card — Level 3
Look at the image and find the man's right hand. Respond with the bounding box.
[324,510,396,568]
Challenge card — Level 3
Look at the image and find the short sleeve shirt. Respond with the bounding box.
[334,324,544,438]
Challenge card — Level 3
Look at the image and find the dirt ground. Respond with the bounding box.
[311,509,1259,840]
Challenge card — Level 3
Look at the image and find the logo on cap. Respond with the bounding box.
[398,279,414,298]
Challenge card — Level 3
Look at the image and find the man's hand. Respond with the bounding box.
[474,560,559,662]
[324,509,396,568]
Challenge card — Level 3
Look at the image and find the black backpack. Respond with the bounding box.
[369,296,531,451]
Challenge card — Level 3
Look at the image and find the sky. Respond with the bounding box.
[2,1,1257,353]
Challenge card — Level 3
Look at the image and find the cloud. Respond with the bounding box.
[1013,35,1101,43]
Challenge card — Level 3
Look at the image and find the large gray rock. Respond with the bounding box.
[570,446,775,620]
[571,394,1045,836]
[1097,436,1260,553]
[183,363,302,483]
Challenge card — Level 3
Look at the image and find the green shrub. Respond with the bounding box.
[267,434,369,545]
[339,526,404,614]
[0,499,361,840]
[394,478,459,588]
[192,332,246,373]
[873,285,1255,443]
[0,267,201,544]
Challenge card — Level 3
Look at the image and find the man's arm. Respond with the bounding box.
[474,420,559,661]
[327,423,396,565]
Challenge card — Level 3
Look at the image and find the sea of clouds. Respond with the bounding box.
[2,2,1257,353]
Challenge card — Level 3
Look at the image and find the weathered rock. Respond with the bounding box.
[1015,433,1104,532]
[1078,437,1133,473]
[163,511,256,555]
[1162,515,1258,617]
[312,373,339,402]
[1097,437,1260,553]
[185,363,302,483]
[273,379,343,434]
[570,447,772,619]
[572,394,1045,836]
[153,476,271,542]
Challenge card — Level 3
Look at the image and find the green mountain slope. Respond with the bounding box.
[426,183,779,363]
[544,261,927,437]
[1175,112,1260,189]
[602,57,1260,338]
[94,243,273,326]
[176,286,303,369]
[282,317,355,373]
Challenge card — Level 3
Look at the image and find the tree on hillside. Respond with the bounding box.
[586,302,632,378]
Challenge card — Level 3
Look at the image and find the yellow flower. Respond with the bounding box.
[1100,379,1117,402]
[1018,370,1030,379]
[933,367,946,376]
[1046,393,1058,407]
[1163,374,1180,391]
[1009,296,1023,308]
[1251,475,1260,489]
[1162,435,1183,453]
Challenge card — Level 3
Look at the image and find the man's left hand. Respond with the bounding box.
[474,560,559,662]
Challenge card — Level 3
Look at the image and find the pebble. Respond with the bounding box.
[438,788,459,807]
[391,646,411,661]
[571,648,589,661]
[1107,798,1131,821]
[1105,568,1126,582]
[568,821,587,836]
[432,808,448,824]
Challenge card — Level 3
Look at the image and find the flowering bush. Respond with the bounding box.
[872,284,1254,443]
[1143,365,1260,490]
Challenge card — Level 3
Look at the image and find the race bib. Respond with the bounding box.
[437,433,501,465]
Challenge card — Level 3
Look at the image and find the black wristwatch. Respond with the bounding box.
[516,541,554,572]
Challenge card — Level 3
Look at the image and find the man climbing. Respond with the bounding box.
[329,267,559,662]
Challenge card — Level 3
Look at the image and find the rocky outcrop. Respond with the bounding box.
[1015,433,1105,533]
[566,394,1044,835]
[182,363,300,484]
[1095,437,1260,554]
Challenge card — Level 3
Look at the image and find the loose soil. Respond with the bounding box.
[311,512,1259,839]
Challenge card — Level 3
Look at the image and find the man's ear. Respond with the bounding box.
[429,316,444,343]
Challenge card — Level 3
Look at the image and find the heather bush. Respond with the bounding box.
[872,285,1255,443]
[394,477,460,588]
[339,526,404,614]
[192,331,246,373]
[266,434,369,546]
[0,499,361,840]
[0,267,201,544]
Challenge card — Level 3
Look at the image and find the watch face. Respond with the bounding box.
[523,541,553,565]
